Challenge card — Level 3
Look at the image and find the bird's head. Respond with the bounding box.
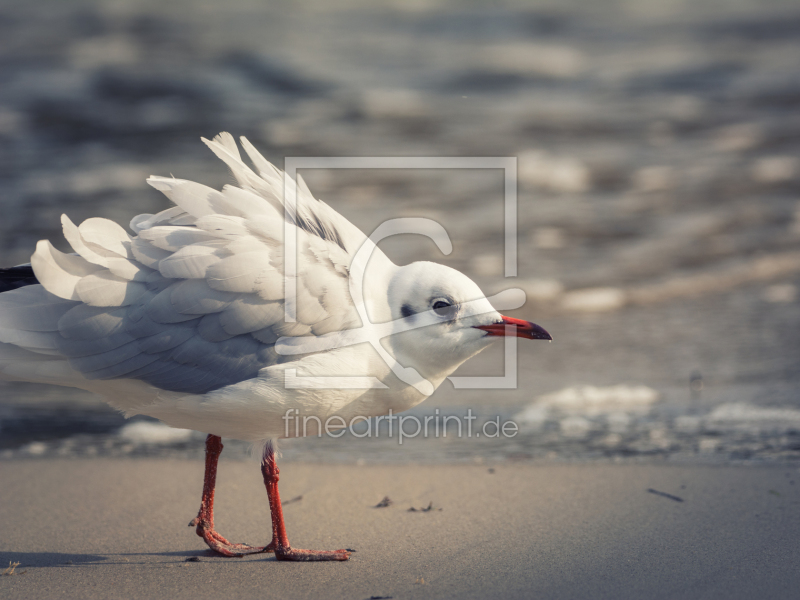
[385,261,551,381]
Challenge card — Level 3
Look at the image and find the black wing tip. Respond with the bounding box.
[0,264,38,293]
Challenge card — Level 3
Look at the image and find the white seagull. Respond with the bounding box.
[0,133,551,561]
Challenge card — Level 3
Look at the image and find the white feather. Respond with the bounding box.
[130,238,171,268]
[146,177,221,218]
[211,131,241,159]
[197,313,236,342]
[169,279,235,314]
[158,244,223,279]
[31,240,102,300]
[58,305,126,340]
[246,215,285,246]
[130,207,193,233]
[79,218,133,258]
[216,185,280,219]
[75,271,146,307]
[218,297,283,336]
[105,256,151,282]
[138,226,218,251]
[62,215,111,267]
[205,252,276,294]
[144,287,203,324]
[194,214,250,239]
[202,136,263,192]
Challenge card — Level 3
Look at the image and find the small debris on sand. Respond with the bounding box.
[283,495,303,505]
[647,488,684,502]
[408,502,441,512]
[375,496,393,508]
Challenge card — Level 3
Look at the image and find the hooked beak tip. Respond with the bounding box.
[529,323,553,341]
[475,316,552,341]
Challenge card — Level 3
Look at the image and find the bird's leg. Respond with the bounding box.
[261,442,352,561]
[190,434,269,557]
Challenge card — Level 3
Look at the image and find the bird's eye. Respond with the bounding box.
[432,299,455,317]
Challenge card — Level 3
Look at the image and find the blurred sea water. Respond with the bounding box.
[1,0,799,464]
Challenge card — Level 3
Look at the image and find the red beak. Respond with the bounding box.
[475,315,552,340]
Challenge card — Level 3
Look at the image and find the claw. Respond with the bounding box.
[196,523,270,557]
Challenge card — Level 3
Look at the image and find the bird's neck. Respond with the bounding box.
[390,346,464,390]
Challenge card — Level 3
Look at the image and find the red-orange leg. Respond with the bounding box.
[261,441,352,561]
[190,434,269,557]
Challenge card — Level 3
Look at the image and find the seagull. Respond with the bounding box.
[0,133,551,561]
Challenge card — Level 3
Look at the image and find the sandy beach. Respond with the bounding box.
[1,459,798,599]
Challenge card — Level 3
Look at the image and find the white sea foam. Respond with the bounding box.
[22,441,48,455]
[560,415,593,438]
[118,421,194,445]
[706,403,800,428]
[708,403,800,422]
[515,384,660,432]
[534,384,659,416]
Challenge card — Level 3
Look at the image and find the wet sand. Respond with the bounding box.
[1,459,798,599]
